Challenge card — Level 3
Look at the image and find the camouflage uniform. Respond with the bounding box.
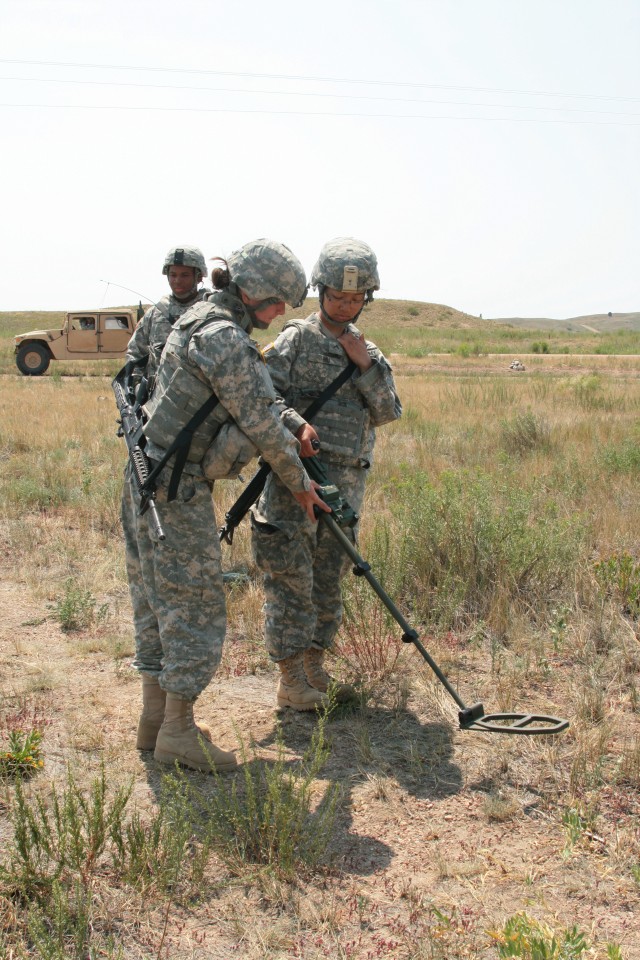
[122,287,312,701]
[123,286,208,695]
[251,312,402,661]
[125,288,208,387]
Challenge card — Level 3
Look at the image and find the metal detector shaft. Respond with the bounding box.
[319,513,467,712]
[316,509,569,736]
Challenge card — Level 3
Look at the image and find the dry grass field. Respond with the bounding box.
[1,307,640,958]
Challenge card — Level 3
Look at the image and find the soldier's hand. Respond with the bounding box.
[295,422,321,457]
[293,481,331,523]
[337,328,372,372]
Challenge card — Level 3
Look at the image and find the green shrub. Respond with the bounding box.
[489,911,589,958]
[531,341,550,354]
[54,579,107,631]
[594,552,640,618]
[600,440,640,475]
[500,411,551,455]
[187,714,341,878]
[390,468,587,628]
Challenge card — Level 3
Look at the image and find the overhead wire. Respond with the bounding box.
[0,57,637,104]
[0,75,638,118]
[1,102,637,125]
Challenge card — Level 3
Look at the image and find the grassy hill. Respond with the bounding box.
[2,300,640,374]
[489,311,640,333]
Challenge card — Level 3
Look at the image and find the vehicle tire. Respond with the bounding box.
[16,342,51,376]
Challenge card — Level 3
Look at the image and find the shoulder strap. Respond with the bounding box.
[143,313,243,499]
[143,389,221,502]
[301,360,356,420]
[218,359,356,544]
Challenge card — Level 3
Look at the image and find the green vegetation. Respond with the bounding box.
[490,912,589,959]
[3,301,640,378]
[0,309,639,956]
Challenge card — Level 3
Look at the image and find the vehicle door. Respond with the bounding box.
[66,314,100,353]
[99,314,132,354]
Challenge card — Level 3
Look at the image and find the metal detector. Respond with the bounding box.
[306,451,569,736]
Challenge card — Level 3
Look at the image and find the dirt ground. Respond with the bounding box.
[1,557,639,960]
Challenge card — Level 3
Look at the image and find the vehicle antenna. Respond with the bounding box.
[99,279,156,305]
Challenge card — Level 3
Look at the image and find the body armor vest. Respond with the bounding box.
[283,316,374,466]
[142,299,240,463]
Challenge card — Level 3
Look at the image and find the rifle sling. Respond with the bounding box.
[143,390,221,502]
[223,360,357,530]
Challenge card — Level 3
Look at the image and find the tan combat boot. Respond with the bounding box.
[303,646,356,703]
[154,693,237,773]
[136,676,213,751]
[277,652,329,711]
[136,675,167,750]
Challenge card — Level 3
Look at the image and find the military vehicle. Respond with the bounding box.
[14,307,141,375]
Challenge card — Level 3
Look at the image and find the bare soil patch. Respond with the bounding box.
[2,559,639,958]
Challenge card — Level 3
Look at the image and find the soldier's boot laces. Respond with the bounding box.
[303,647,356,703]
[277,652,329,711]
[154,693,237,773]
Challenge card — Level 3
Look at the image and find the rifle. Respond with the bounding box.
[304,453,569,737]
[112,365,165,542]
[219,361,356,544]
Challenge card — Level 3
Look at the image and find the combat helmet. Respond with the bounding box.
[162,246,207,281]
[227,239,307,310]
[310,237,380,303]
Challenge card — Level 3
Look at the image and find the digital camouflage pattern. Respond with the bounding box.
[122,466,224,700]
[125,288,208,385]
[143,290,311,494]
[227,238,308,308]
[252,312,402,661]
[162,245,207,278]
[310,237,380,295]
[123,287,313,699]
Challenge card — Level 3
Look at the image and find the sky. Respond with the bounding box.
[0,0,638,319]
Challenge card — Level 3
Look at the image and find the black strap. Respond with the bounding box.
[143,390,221,502]
[141,312,227,501]
[297,360,356,421]
[219,360,356,543]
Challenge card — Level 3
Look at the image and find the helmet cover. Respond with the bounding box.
[227,238,307,308]
[162,246,207,280]
[310,237,380,295]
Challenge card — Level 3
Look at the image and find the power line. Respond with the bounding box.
[1,57,637,104]
[1,75,638,118]
[1,102,637,125]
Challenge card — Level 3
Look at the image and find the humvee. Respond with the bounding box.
[14,307,142,376]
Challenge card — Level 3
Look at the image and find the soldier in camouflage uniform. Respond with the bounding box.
[122,246,209,731]
[123,239,329,773]
[251,238,402,710]
[126,245,209,388]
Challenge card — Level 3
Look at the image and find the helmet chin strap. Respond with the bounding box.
[173,285,199,304]
[227,282,281,331]
[318,287,366,328]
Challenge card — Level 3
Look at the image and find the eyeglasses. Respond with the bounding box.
[324,291,366,309]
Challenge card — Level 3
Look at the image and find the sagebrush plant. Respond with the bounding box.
[0,702,50,778]
[0,762,213,956]
[184,711,342,878]
[54,578,108,631]
[388,467,587,630]
[338,516,408,682]
[594,552,640,619]
[499,410,551,455]
[489,911,589,959]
